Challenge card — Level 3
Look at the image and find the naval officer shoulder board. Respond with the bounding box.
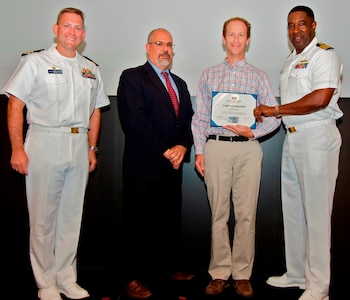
[83,55,99,66]
[21,49,99,66]
[316,42,334,50]
[21,49,45,56]
[21,49,99,67]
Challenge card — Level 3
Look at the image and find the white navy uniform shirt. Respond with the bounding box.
[3,43,110,128]
[280,37,343,127]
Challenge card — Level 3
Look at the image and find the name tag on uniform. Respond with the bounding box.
[48,69,62,74]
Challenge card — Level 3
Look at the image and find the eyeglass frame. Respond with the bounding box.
[148,41,175,49]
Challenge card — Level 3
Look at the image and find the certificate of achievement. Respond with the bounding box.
[210,92,257,128]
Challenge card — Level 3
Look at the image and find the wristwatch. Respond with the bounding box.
[274,105,281,118]
[89,146,98,153]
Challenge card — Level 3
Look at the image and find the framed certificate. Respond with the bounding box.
[210,91,257,128]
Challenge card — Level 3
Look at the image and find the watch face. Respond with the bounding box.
[90,146,98,153]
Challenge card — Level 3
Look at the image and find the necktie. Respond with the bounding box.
[161,72,179,117]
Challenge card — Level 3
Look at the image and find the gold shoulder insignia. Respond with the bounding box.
[316,42,334,50]
[83,55,99,66]
[21,49,45,56]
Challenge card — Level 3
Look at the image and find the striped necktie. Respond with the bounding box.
[161,72,179,117]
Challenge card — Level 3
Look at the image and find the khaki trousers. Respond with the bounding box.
[204,139,262,280]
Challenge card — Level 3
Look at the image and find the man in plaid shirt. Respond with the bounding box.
[192,17,280,298]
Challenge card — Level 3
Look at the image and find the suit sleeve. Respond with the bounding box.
[117,69,170,158]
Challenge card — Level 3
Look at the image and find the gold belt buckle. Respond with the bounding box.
[71,127,79,134]
[288,126,296,133]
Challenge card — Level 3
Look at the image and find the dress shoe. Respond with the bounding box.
[234,280,253,297]
[267,273,306,289]
[125,280,152,299]
[38,286,62,300]
[58,283,89,299]
[298,289,329,300]
[170,271,194,280]
[205,279,230,295]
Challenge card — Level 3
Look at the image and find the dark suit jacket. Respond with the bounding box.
[117,61,193,181]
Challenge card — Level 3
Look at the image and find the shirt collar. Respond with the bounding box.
[148,60,169,76]
[292,37,318,56]
[224,57,247,69]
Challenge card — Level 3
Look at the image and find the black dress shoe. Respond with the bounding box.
[125,280,152,299]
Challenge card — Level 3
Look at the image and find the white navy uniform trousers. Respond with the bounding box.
[3,44,110,289]
[279,37,343,295]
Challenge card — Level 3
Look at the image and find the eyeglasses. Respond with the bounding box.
[148,41,175,49]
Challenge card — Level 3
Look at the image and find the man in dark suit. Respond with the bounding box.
[117,28,194,299]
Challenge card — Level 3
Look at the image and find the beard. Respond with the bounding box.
[158,52,171,67]
[159,59,170,67]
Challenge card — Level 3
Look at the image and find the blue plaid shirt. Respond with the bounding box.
[192,58,281,154]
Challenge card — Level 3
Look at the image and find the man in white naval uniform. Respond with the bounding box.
[3,7,110,300]
[253,5,342,300]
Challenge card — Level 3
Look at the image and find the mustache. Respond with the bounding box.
[159,51,170,57]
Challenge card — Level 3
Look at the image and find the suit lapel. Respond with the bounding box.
[143,62,179,117]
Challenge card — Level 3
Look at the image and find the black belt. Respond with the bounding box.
[207,135,249,142]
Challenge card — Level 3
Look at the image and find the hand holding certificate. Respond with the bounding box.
[210,92,257,128]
